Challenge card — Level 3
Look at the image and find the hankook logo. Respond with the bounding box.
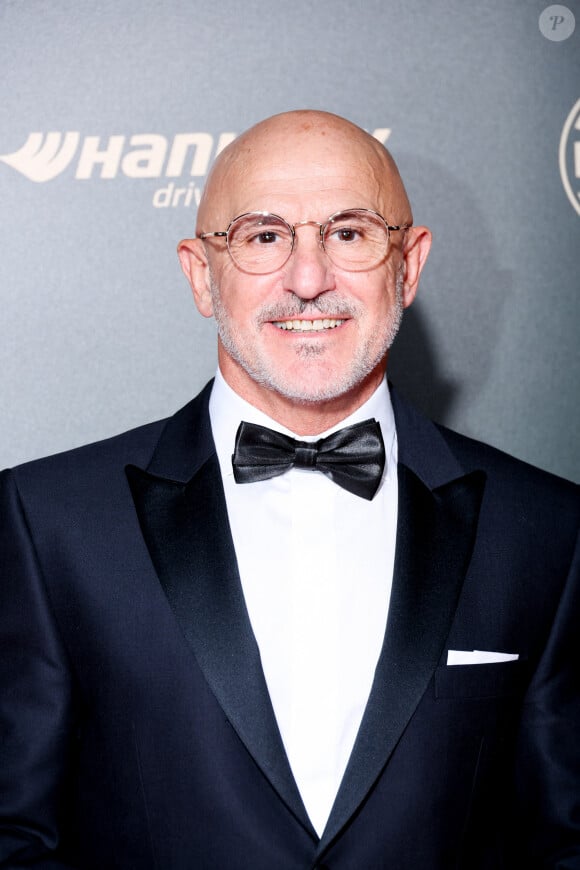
[0,128,392,209]
[559,99,580,217]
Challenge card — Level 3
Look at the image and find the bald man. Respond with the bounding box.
[1,111,578,870]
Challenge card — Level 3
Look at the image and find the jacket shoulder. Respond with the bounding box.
[6,416,169,492]
[5,381,215,492]
[391,386,578,506]
[434,422,579,518]
[438,422,575,483]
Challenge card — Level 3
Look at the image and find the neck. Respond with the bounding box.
[218,360,387,436]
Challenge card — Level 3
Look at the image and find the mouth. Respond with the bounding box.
[272,318,346,332]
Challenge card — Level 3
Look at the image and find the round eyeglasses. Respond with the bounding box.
[197,209,411,274]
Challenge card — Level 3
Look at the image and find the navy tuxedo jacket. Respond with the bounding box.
[1,383,579,869]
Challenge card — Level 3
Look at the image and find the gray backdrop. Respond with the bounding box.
[1,0,579,481]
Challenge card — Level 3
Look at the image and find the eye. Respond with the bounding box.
[252,230,280,245]
[232,217,290,247]
[333,227,360,243]
[328,224,364,244]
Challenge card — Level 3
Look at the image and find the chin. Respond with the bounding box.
[250,361,381,405]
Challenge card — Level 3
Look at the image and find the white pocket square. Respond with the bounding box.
[447,649,519,666]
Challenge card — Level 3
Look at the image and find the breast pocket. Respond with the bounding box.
[434,660,528,700]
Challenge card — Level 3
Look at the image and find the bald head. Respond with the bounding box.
[196,110,412,232]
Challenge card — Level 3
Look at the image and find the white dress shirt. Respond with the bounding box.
[209,371,398,836]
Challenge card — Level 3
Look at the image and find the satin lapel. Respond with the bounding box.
[318,462,486,852]
[126,455,312,833]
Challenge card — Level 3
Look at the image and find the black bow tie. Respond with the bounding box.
[231,418,385,500]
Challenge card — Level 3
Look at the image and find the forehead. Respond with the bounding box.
[211,128,396,223]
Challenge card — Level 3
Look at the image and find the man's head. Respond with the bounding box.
[178,110,431,432]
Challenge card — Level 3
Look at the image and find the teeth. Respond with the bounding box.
[274,319,345,331]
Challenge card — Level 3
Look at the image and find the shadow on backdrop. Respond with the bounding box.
[387,154,513,428]
[388,304,458,422]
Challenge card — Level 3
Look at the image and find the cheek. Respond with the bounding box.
[219,273,283,323]
[371,271,401,313]
[350,282,391,322]
[346,265,394,302]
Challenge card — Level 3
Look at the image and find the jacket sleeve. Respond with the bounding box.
[0,469,79,869]
[512,527,580,868]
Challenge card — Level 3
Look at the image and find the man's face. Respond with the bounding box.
[181,117,429,419]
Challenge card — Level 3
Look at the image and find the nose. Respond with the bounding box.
[282,223,335,300]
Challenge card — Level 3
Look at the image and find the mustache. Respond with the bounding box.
[257,295,362,323]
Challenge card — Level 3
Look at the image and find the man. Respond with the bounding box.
[0,110,578,869]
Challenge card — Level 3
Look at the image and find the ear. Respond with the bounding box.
[177,237,214,318]
[399,225,432,309]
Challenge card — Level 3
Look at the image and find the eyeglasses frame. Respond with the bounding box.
[197,208,412,273]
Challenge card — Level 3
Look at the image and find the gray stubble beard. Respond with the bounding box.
[209,268,404,404]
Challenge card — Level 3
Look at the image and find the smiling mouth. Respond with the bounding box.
[273,318,346,332]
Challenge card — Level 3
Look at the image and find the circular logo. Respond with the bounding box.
[559,99,580,217]
[539,5,576,40]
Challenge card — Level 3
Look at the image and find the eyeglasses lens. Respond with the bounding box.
[228,215,292,273]
[324,211,389,271]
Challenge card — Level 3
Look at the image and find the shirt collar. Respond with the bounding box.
[209,368,397,476]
